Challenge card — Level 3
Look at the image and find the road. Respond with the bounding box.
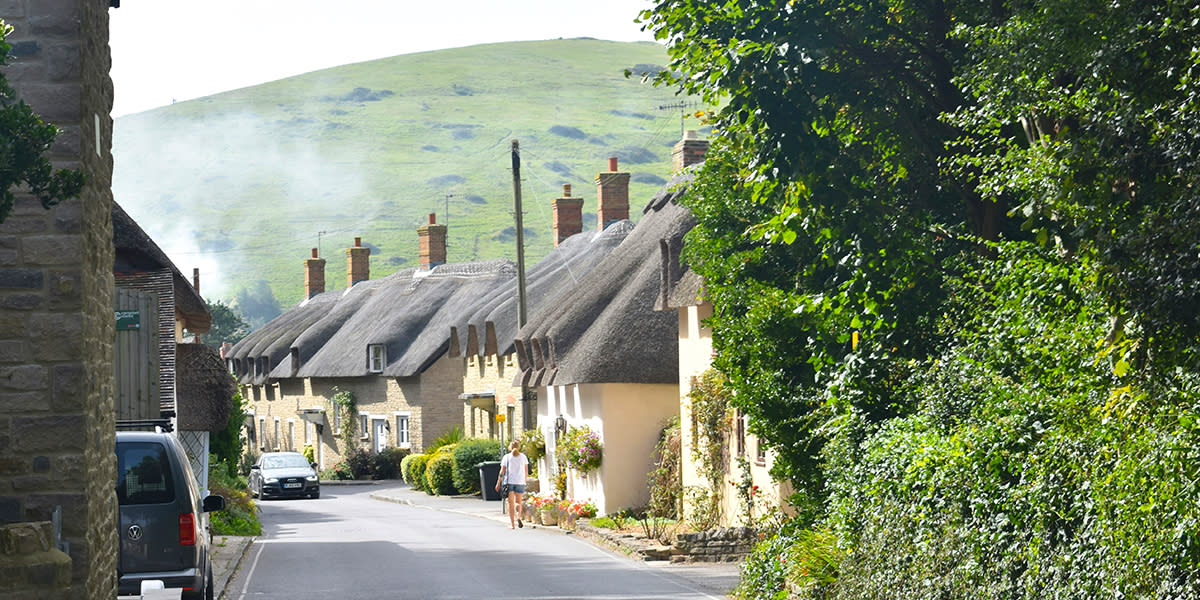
[227,485,738,599]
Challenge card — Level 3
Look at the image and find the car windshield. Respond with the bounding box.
[263,455,310,470]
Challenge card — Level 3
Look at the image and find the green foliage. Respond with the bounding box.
[559,425,603,473]
[516,427,546,463]
[400,453,418,484]
[233,281,282,330]
[427,426,464,453]
[319,461,353,481]
[424,452,457,496]
[687,369,730,526]
[332,387,358,457]
[450,438,503,494]
[344,447,372,480]
[207,457,261,536]
[371,447,409,480]
[645,1,1200,597]
[0,20,85,224]
[202,299,250,348]
[301,445,315,465]
[646,417,681,520]
[408,454,430,492]
[210,391,247,469]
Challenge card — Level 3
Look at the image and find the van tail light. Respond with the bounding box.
[179,513,196,546]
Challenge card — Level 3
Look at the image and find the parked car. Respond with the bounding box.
[116,431,226,600]
[249,451,321,499]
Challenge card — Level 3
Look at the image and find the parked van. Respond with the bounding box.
[115,431,226,599]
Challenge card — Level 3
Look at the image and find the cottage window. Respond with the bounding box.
[368,344,386,373]
[304,421,312,445]
[287,420,295,451]
[394,413,410,447]
[273,418,281,450]
[330,398,342,434]
[360,413,370,440]
[246,414,257,447]
[755,437,767,465]
[258,417,266,450]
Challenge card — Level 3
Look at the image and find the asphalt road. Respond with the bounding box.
[226,485,738,600]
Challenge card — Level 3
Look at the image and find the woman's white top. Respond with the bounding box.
[500,451,528,485]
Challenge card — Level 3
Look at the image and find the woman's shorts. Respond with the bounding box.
[507,484,526,494]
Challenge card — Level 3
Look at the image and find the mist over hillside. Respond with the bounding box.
[112,39,702,325]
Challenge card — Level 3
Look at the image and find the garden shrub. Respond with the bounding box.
[451,438,503,494]
[408,454,430,492]
[424,452,457,496]
[345,447,373,480]
[400,453,417,484]
[207,457,261,536]
[427,427,464,453]
[371,447,409,480]
[646,417,681,520]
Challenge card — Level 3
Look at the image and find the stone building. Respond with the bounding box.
[0,1,119,597]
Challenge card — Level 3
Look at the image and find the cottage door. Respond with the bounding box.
[373,419,387,453]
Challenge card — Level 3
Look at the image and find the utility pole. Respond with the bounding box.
[317,230,327,257]
[511,139,533,430]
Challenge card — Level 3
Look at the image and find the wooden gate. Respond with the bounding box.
[114,288,160,421]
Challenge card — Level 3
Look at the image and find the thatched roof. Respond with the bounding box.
[175,343,235,432]
[449,223,633,360]
[112,202,211,333]
[514,174,695,387]
[227,260,520,382]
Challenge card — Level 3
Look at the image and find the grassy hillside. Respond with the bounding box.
[113,39,701,319]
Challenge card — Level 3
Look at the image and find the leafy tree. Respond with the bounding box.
[204,298,250,347]
[0,20,85,223]
[234,280,282,329]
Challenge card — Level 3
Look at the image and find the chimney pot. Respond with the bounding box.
[417,217,448,269]
[347,238,370,286]
[596,157,630,231]
[563,184,571,197]
[192,268,200,293]
[305,249,327,298]
[311,248,318,258]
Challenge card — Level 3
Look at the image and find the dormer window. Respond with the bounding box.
[368,344,386,373]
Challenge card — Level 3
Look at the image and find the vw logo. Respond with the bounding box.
[127,524,143,541]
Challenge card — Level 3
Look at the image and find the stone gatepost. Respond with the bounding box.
[1,1,119,597]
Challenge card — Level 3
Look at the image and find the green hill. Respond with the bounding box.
[112,39,702,323]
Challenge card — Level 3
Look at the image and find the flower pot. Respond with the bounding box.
[540,508,558,526]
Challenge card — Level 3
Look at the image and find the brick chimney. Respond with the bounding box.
[304,248,326,298]
[552,184,584,246]
[596,156,630,231]
[346,237,370,287]
[672,130,710,171]
[418,213,448,270]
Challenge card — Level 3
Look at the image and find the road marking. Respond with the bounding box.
[234,541,266,600]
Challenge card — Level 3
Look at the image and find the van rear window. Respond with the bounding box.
[116,442,176,505]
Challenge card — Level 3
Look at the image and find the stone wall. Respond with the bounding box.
[0,1,118,597]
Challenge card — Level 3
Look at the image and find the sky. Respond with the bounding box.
[108,0,660,117]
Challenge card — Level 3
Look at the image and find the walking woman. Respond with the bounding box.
[495,440,528,529]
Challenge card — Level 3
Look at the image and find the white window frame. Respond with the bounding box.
[287,419,296,451]
[273,417,282,451]
[368,344,386,373]
[359,411,370,440]
[304,420,312,445]
[330,397,342,434]
[393,411,411,449]
[258,417,267,450]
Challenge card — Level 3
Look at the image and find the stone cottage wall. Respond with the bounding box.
[0,1,118,597]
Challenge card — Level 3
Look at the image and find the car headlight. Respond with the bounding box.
[306,475,318,482]
[265,477,279,484]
